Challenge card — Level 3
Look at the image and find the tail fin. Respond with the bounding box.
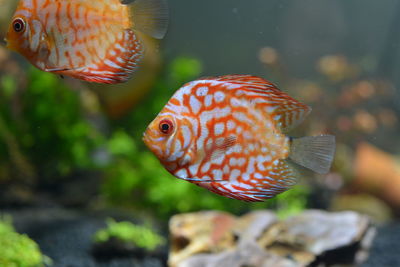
[126,0,169,39]
[289,135,335,174]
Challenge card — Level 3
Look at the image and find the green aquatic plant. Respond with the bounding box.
[22,68,104,176]
[94,218,165,251]
[0,67,103,182]
[0,215,51,267]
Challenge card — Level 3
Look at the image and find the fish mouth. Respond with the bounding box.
[142,126,159,146]
[4,36,16,51]
[142,131,167,160]
[142,132,150,147]
[3,37,10,48]
[142,131,156,152]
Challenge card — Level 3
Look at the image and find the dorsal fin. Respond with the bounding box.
[204,75,312,132]
[125,0,169,39]
[211,75,276,89]
[268,95,311,132]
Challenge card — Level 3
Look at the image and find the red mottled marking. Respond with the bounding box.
[42,0,51,9]
[75,51,85,66]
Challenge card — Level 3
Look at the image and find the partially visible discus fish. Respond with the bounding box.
[5,0,168,84]
[143,75,336,202]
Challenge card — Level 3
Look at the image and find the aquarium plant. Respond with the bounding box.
[94,218,165,251]
[0,215,50,267]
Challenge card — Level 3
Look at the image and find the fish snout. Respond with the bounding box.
[142,128,158,148]
[142,130,151,148]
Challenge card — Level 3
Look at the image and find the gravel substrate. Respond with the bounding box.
[362,222,400,267]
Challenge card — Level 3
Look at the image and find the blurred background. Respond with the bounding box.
[0,0,399,266]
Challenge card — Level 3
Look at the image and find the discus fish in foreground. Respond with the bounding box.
[143,75,336,202]
[5,0,168,84]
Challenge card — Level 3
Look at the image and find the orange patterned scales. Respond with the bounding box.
[5,0,168,84]
[143,75,336,201]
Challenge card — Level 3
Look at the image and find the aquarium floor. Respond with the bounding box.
[362,222,400,267]
[7,208,166,267]
[3,207,399,267]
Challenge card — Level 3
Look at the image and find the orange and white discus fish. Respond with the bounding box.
[5,0,168,84]
[143,75,336,202]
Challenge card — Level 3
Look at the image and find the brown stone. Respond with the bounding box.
[169,210,374,267]
[169,211,236,267]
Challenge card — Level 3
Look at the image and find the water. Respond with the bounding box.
[0,0,399,266]
[165,0,399,79]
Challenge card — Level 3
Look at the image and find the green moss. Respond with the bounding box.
[94,218,165,251]
[0,216,51,267]
[0,66,104,181]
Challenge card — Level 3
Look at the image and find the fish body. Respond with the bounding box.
[143,75,335,202]
[6,0,168,84]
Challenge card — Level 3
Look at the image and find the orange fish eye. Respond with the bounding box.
[159,119,174,135]
[12,18,25,33]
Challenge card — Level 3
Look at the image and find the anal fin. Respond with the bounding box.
[240,159,298,201]
[203,159,298,202]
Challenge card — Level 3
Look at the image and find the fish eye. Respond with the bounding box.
[13,18,25,33]
[159,119,174,135]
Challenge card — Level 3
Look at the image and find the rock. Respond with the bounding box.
[178,242,298,267]
[268,210,369,254]
[233,210,277,245]
[169,211,236,267]
[169,210,375,267]
[260,210,374,266]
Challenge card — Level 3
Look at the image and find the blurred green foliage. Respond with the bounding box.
[0,68,103,182]
[0,215,50,267]
[0,56,309,218]
[94,218,165,251]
